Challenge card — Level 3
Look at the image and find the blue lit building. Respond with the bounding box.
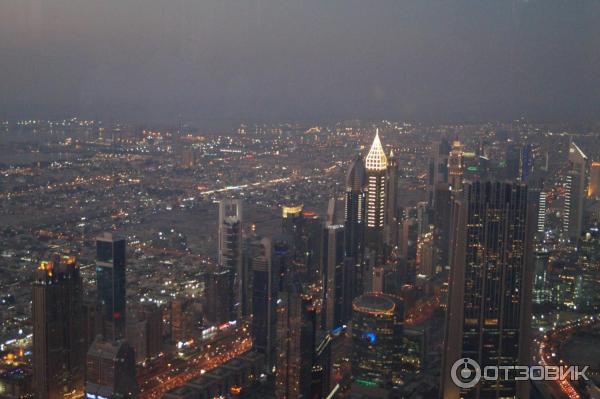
[351,293,403,388]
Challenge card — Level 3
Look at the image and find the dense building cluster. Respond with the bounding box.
[2,119,600,398]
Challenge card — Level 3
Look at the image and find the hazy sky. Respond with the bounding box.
[1,0,599,127]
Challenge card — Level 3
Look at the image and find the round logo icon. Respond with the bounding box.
[451,358,481,389]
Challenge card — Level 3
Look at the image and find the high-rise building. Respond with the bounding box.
[441,181,533,399]
[364,129,388,260]
[520,144,533,182]
[563,142,588,241]
[588,161,600,199]
[126,304,163,364]
[85,337,137,398]
[275,283,316,399]
[428,138,451,205]
[433,183,453,271]
[351,293,404,389]
[251,238,278,368]
[281,204,323,282]
[504,143,521,181]
[218,199,244,318]
[203,265,235,325]
[537,191,547,234]
[322,224,347,330]
[385,149,400,248]
[96,232,127,341]
[448,138,464,191]
[344,155,366,295]
[170,298,197,343]
[281,204,305,259]
[33,256,85,399]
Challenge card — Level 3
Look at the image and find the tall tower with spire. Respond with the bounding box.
[364,129,388,261]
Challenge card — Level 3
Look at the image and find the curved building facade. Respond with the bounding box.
[351,293,403,388]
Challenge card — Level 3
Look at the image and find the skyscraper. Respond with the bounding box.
[251,237,278,368]
[351,293,404,388]
[504,143,521,181]
[344,155,366,296]
[275,283,316,399]
[588,161,600,199]
[344,155,366,254]
[448,138,464,191]
[563,142,588,241]
[96,232,127,341]
[85,337,137,398]
[322,224,347,330]
[364,129,388,260]
[441,181,533,399]
[428,138,451,205]
[218,199,244,317]
[385,149,400,248]
[520,144,533,182]
[33,256,85,399]
[433,183,453,271]
[203,265,235,325]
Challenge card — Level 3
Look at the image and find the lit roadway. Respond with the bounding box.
[138,337,252,399]
[535,315,599,399]
[404,293,440,326]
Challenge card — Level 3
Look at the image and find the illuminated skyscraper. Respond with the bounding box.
[351,293,403,388]
[563,142,588,241]
[218,199,244,317]
[448,138,464,191]
[588,161,600,199]
[441,181,533,399]
[364,129,388,259]
[96,232,127,341]
[344,155,366,295]
[275,283,316,399]
[537,191,547,233]
[281,204,304,257]
[33,256,85,399]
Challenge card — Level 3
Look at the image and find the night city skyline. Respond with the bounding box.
[2,1,600,399]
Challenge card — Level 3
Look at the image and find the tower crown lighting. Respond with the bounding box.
[365,129,387,171]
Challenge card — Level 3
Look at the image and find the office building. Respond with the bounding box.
[251,238,278,368]
[563,142,588,241]
[85,338,137,398]
[96,232,127,340]
[218,199,244,318]
[204,265,235,325]
[344,155,366,294]
[351,293,403,389]
[33,256,85,399]
[588,161,600,199]
[322,224,347,329]
[448,138,463,191]
[385,149,400,248]
[275,283,316,399]
[441,181,533,399]
[364,129,388,260]
[428,138,451,205]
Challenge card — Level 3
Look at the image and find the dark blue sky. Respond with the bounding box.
[1,0,599,127]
